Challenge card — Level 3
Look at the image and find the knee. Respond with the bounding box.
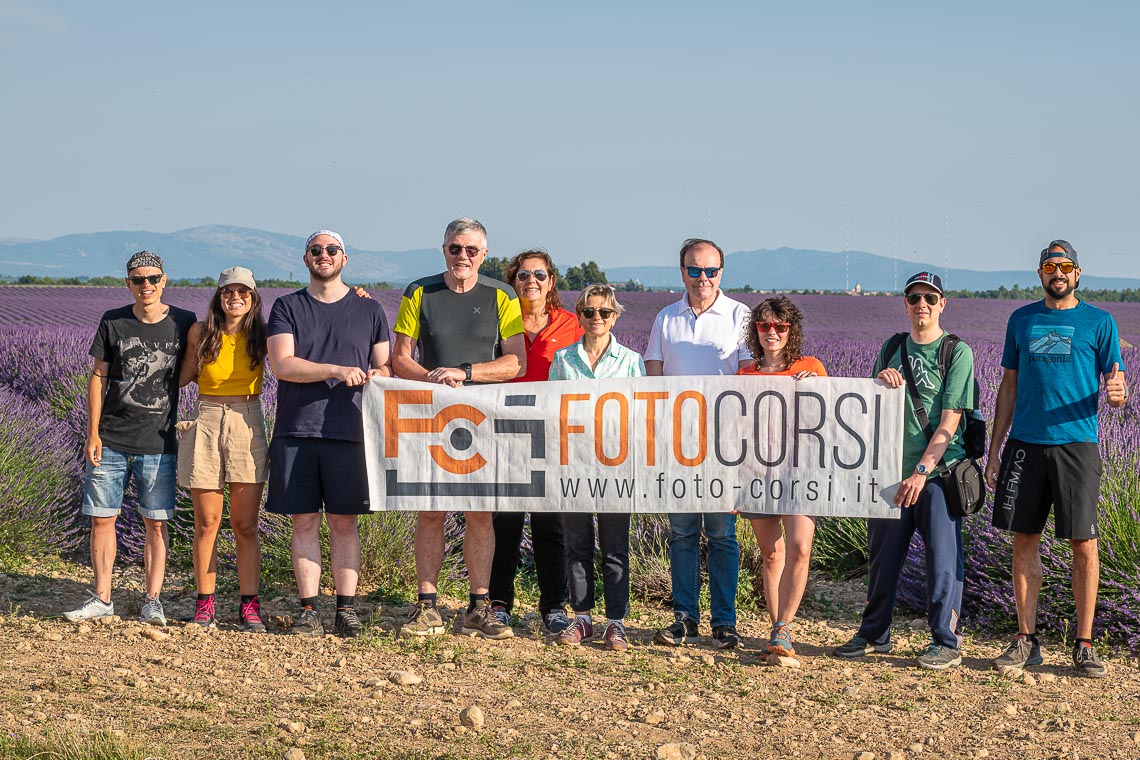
[231,517,258,541]
[465,512,492,532]
[418,511,445,529]
[669,515,700,542]
[787,538,813,564]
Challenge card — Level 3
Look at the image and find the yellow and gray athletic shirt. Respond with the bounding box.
[394,274,524,372]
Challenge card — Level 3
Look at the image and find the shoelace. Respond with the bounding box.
[607,623,627,642]
[566,617,590,639]
[194,597,216,621]
[339,608,362,627]
[240,599,262,623]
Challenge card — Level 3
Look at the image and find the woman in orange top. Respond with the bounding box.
[737,295,826,657]
[177,267,269,632]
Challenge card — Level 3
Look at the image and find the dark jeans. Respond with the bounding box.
[562,512,631,620]
[489,512,568,615]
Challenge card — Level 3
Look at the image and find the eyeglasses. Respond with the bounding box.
[580,307,616,319]
[755,321,791,334]
[221,287,251,298]
[1041,261,1076,274]
[307,245,343,257]
[905,293,941,306]
[516,269,548,282]
[685,266,722,279]
[128,274,163,286]
[446,244,485,257]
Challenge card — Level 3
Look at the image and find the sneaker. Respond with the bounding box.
[240,598,267,633]
[460,601,515,640]
[399,603,445,637]
[63,591,113,622]
[832,635,893,659]
[543,609,572,636]
[291,608,324,637]
[491,605,511,628]
[189,597,217,629]
[653,615,698,646]
[1073,642,1107,678]
[555,616,594,646]
[993,634,1043,670]
[139,596,167,627]
[603,621,629,652]
[712,625,741,650]
[916,642,962,670]
[334,608,364,638]
[769,623,795,656]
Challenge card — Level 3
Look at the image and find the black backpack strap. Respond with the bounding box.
[899,340,952,475]
[882,332,907,374]
[937,333,960,380]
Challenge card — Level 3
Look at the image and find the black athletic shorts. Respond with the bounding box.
[265,436,371,515]
[991,439,1102,540]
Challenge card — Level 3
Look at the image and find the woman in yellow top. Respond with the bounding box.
[178,266,269,632]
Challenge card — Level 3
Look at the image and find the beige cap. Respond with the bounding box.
[218,266,257,290]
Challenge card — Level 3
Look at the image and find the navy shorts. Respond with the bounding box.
[265,436,371,515]
[991,439,1102,540]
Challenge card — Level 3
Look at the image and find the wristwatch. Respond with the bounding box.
[915,463,929,476]
[459,362,472,382]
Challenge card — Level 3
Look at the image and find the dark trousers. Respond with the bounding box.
[488,512,568,615]
[857,478,964,650]
[562,513,631,621]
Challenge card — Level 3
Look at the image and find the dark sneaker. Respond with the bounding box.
[460,601,514,640]
[654,615,698,646]
[189,597,217,629]
[491,605,511,628]
[993,634,1043,670]
[603,621,629,652]
[832,635,893,659]
[240,598,267,633]
[334,608,364,638]
[1073,642,1107,678]
[63,591,113,622]
[712,625,741,650]
[139,596,167,627]
[543,609,572,636]
[399,603,445,637]
[917,642,962,670]
[769,624,795,656]
[555,616,594,646]
[291,608,324,637]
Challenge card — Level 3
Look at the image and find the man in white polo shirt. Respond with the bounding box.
[646,238,752,649]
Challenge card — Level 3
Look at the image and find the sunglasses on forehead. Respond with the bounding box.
[516,269,548,282]
[580,307,616,319]
[1041,261,1076,274]
[128,274,163,286]
[905,293,941,306]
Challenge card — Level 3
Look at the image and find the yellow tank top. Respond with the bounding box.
[197,332,263,395]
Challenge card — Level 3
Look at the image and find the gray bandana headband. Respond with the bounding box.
[126,250,164,272]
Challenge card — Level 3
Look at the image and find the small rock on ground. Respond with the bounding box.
[656,743,697,760]
[459,706,484,730]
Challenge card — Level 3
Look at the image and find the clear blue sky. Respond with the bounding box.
[2,1,1138,275]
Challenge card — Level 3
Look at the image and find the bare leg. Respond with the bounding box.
[91,516,118,602]
[228,482,264,596]
[1012,532,1043,634]
[327,513,361,597]
[292,513,323,599]
[142,517,169,599]
[1071,538,1099,640]
[463,512,495,595]
[749,517,786,626]
[416,511,446,594]
[191,488,224,595]
[776,515,816,623]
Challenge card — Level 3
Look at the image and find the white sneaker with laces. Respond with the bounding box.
[63,591,113,622]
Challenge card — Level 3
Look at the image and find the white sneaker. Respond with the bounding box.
[139,596,167,627]
[63,591,113,622]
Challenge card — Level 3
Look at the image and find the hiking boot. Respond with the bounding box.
[603,621,629,652]
[712,625,741,650]
[291,608,324,637]
[189,597,217,629]
[334,608,364,638]
[1073,642,1107,678]
[399,603,445,637]
[916,642,962,670]
[653,615,698,646]
[240,597,267,633]
[832,635,893,659]
[993,634,1043,670]
[461,601,515,640]
[139,595,167,627]
[543,609,572,636]
[769,623,795,656]
[556,616,594,646]
[491,605,511,628]
[63,591,113,622]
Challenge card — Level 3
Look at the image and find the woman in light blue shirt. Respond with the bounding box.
[549,284,644,652]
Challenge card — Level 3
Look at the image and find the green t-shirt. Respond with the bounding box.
[873,332,975,477]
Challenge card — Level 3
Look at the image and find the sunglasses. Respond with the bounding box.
[905,293,941,306]
[307,245,343,256]
[221,287,251,298]
[447,244,485,257]
[1041,261,1076,274]
[685,266,722,279]
[128,274,164,286]
[755,321,791,334]
[516,269,548,282]
[580,307,616,319]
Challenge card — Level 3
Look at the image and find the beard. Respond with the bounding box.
[307,259,344,282]
[1045,275,1077,300]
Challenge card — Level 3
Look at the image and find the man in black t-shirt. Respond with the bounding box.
[64,251,196,627]
[266,230,392,638]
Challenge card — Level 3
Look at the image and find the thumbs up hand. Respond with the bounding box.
[1105,363,1128,406]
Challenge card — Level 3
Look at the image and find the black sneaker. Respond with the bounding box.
[832,635,894,659]
[334,608,364,638]
[1073,642,1107,678]
[916,642,962,670]
[993,634,1043,670]
[654,615,698,646]
[291,608,324,637]
[543,609,572,636]
[712,625,741,650]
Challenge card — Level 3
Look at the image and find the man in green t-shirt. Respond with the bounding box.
[833,271,975,670]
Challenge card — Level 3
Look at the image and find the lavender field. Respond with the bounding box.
[2,286,1139,648]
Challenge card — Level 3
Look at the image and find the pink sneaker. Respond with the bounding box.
[555,616,593,646]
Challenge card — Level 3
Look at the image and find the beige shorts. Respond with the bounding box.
[177,399,269,489]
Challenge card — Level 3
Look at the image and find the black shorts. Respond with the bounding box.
[991,439,1102,540]
[265,436,371,515]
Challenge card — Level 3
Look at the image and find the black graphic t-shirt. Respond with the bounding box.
[89,305,197,454]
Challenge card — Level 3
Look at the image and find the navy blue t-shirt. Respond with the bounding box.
[267,289,390,441]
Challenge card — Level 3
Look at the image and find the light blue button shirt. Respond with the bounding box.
[548,335,646,380]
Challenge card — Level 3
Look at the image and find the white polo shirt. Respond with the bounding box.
[644,291,751,375]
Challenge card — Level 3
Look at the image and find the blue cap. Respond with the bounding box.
[1040,239,1079,267]
[904,271,943,294]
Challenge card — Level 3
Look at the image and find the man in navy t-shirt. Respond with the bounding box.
[266,229,392,638]
[986,240,1128,678]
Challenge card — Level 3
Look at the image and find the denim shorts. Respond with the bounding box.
[82,446,177,520]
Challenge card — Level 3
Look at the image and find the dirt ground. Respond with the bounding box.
[1,560,1139,760]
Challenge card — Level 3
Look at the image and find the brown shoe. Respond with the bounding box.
[555,616,594,646]
[460,601,514,640]
[399,603,445,637]
[603,621,629,652]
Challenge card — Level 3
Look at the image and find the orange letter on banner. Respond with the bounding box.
[560,394,590,465]
[634,391,668,465]
[383,389,489,475]
[672,390,707,466]
[594,392,629,466]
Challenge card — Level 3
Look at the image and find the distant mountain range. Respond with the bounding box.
[3,226,1139,292]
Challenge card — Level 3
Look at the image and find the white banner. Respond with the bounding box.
[362,375,905,518]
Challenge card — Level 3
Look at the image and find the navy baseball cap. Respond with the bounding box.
[904,271,943,295]
[1040,239,1079,267]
